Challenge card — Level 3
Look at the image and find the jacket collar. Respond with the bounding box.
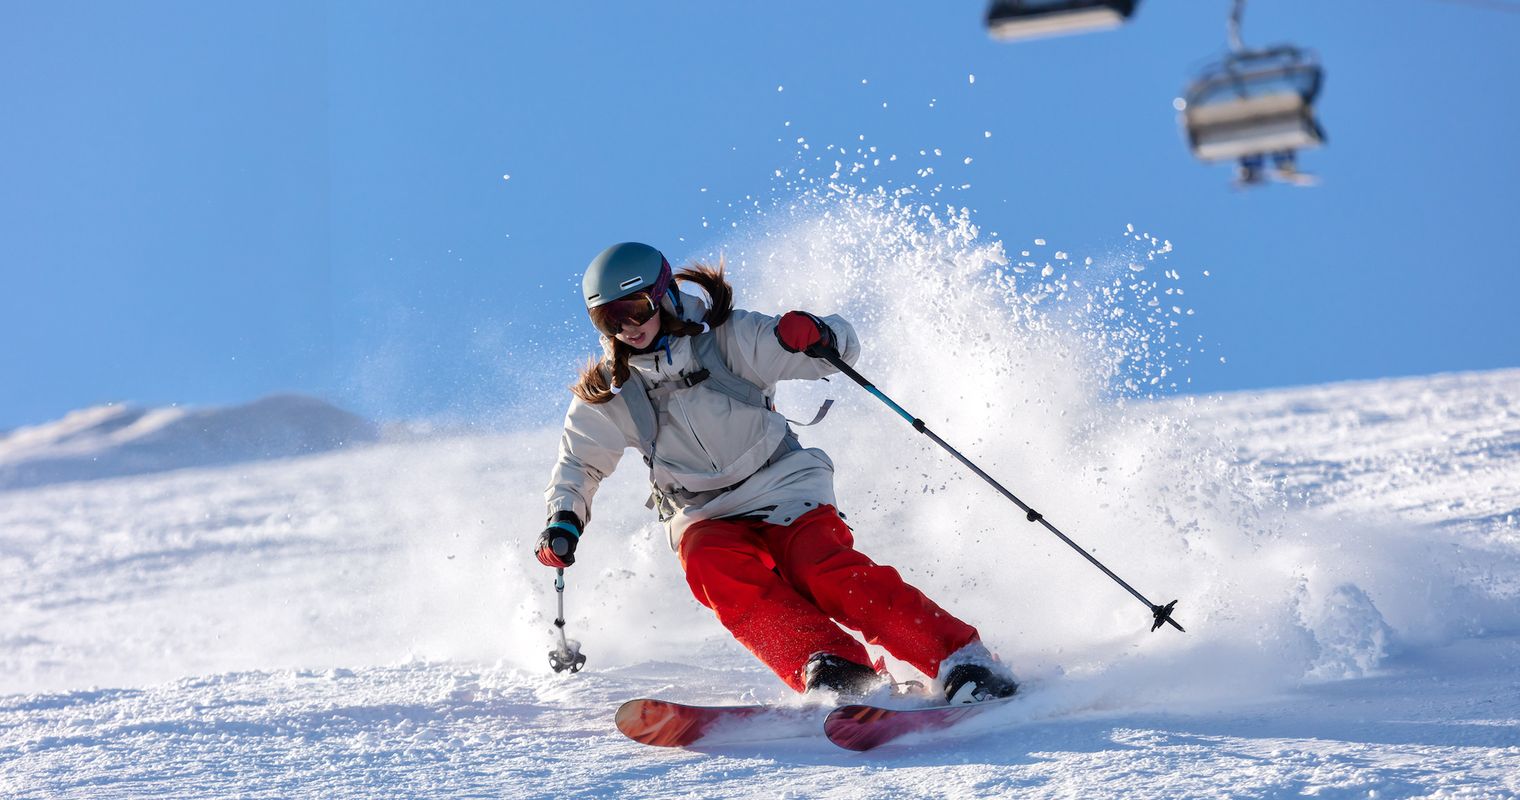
[626,288,707,384]
[628,334,694,385]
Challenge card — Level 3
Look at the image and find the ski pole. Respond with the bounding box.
[815,346,1185,633]
[548,568,587,673]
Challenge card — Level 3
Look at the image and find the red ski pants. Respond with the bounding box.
[678,504,979,692]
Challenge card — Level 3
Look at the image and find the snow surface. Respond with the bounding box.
[4,194,1519,798]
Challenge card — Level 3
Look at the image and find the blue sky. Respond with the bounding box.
[2,1,1517,430]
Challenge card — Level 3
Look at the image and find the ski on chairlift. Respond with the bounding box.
[985,0,1139,42]
[1177,0,1325,187]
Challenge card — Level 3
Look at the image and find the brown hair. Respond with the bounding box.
[571,261,734,404]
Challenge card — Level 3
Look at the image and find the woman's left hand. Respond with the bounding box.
[775,311,836,356]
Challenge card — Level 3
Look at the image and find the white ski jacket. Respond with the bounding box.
[544,302,861,550]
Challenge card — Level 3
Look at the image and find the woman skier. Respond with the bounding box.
[535,242,1018,704]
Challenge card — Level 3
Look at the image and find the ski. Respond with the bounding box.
[614,698,825,748]
[823,696,1018,751]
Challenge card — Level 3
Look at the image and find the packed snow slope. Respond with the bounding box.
[4,193,1519,798]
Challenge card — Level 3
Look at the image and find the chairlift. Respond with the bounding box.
[1178,47,1326,177]
[985,0,1139,42]
[1177,0,1326,186]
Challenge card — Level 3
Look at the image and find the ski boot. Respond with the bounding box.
[937,641,1019,705]
[803,653,889,701]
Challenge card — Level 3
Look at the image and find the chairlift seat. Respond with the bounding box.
[1185,91,1324,161]
[986,0,1137,41]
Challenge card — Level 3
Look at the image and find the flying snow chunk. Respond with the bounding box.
[1034,238,1046,246]
[969,74,976,85]
[501,174,511,182]
[1302,584,1395,681]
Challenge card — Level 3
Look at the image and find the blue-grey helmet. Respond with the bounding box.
[582,242,687,336]
[582,242,672,310]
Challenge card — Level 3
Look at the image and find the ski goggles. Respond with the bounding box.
[589,291,662,336]
[588,260,674,336]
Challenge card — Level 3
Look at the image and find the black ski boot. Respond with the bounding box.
[942,663,1019,705]
[803,653,888,700]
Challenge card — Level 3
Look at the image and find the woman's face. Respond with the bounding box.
[614,313,661,349]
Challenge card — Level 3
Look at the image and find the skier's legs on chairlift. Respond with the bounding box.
[1235,154,1265,186]
[1270,150,1317,186]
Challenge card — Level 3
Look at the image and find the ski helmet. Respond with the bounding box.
[582,242,672,310]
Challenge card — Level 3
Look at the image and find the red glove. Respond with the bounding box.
[775,311,836,355]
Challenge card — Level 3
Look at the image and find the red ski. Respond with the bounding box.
[614,698,824,748]
[823,696,1018,751]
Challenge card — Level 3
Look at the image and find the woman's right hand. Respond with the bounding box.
[535,511,582,568]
